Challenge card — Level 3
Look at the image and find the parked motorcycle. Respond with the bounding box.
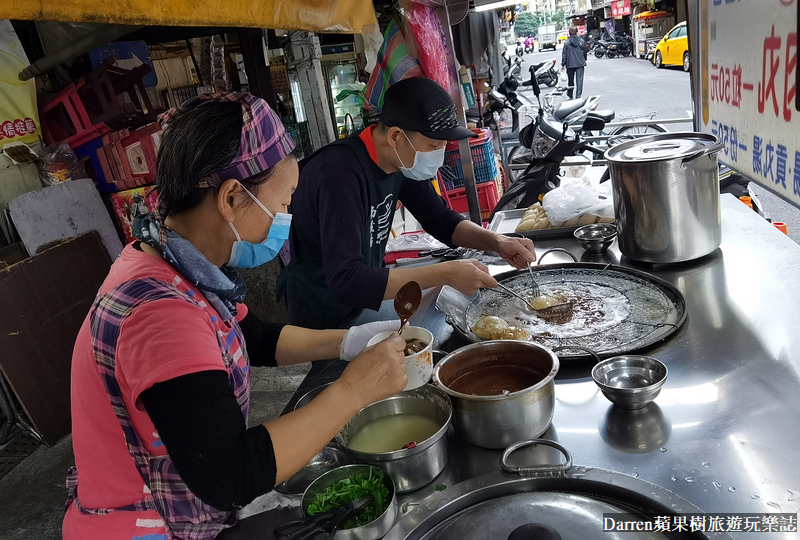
[466,74,535,138]
[501,49,523,81]
[592,39,608,58]
[491,80,610,216]
[605,33,634,58]
[516,43,524,58]
[492,78,764,217]
[525,59,558,88]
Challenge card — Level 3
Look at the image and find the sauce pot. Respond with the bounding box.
[432,341,559,449]
[605,132,724,263]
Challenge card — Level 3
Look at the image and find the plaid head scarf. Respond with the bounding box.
[158,92,296,188]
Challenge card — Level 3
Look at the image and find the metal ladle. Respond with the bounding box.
[394,281,422,335]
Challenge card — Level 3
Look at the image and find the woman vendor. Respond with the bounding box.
[63,93,407,540]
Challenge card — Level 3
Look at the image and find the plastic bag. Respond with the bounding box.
[542,178,614,225]
[400,0,452,94]
[385,231,447,253]
[37,142,83,186]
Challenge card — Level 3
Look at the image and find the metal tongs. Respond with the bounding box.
[274,495,374,540]
[491,256,573,316]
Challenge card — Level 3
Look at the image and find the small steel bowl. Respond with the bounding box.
[302,464,398,539]
[574,223,617,253]
[592,355,668,409]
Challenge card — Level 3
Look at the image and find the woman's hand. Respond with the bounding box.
[443,259,498,295]
[340,320,402,361]
[339,336,407,408]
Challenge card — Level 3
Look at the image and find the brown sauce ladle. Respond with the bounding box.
[394,281,422,335]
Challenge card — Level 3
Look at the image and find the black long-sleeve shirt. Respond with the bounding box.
[139,311,285,511]
[289,142,464,312]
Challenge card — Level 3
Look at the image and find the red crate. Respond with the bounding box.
[446,181,500,221]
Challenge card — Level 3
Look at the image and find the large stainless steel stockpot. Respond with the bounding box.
[605,132,724,263]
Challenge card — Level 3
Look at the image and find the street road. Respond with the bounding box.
[512,46,800,243]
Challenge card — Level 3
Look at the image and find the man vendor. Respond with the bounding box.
[280,77,537,329]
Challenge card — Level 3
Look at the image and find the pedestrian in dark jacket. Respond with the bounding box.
[561,27,588,99]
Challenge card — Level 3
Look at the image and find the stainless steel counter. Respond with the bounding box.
[237,195,800,538]
[392,195,800,538]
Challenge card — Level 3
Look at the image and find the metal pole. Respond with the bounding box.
[438,3,483,224]
[185,39,204,86]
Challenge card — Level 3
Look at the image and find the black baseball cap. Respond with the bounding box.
[380,77,478,141]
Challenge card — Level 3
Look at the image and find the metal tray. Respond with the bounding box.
[487,208,581,240]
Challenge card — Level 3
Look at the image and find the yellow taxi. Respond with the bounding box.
[654,22,689,72]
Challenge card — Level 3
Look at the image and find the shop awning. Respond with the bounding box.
[632,11,669,21]
[0,0,377,33]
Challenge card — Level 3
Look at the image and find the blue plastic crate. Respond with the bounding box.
[439,128,498,191]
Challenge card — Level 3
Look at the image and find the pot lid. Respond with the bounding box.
[420,491,672,539]
[604,132,720,163]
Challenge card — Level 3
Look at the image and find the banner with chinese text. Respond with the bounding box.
[611,0,632,18]
[0,20,39,146]
[697,0,800,209]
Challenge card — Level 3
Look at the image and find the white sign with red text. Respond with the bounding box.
[699,0,800,208]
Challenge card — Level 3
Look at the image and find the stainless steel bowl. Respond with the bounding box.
[336,385,452,493]
[573,223,617,253]
[302,464,398,540]
[592,355,668,409]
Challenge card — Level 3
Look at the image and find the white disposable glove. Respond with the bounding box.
[340,320,402,361]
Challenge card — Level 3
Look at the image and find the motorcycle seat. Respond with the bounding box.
[588,109,615,122]
[553,98,587,120]
[530,61,546,71]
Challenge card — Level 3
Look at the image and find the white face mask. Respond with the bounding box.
[393,131,446,181]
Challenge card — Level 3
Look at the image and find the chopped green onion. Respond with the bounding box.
[306,470,391,529]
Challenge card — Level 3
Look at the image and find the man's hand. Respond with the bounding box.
[493,235,536,269]
[443,259,498,296]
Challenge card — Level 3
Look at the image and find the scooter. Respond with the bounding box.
[526,60,559,88]
[605,34,634,58]
[493,79,764,217]
[593,39,608,58]
[491,79,610,216]
[469,75,536,137]
[516,43,525,58]
[502,49,523,81]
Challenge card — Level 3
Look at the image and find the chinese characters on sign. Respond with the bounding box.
[603,514,798,533]
[704,2,800,208]
[0,117,37,140]
[610,0,631,18]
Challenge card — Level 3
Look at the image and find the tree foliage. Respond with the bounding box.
[514,11,540,37]
[515,9,569,35]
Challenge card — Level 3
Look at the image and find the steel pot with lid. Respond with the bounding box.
[605,132,724,263]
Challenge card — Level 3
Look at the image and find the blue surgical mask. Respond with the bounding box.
[227,186,292,268]
[394,131,446,181]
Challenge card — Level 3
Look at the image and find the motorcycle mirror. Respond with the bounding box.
[489,89,506,102]
[531,77,541,98]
